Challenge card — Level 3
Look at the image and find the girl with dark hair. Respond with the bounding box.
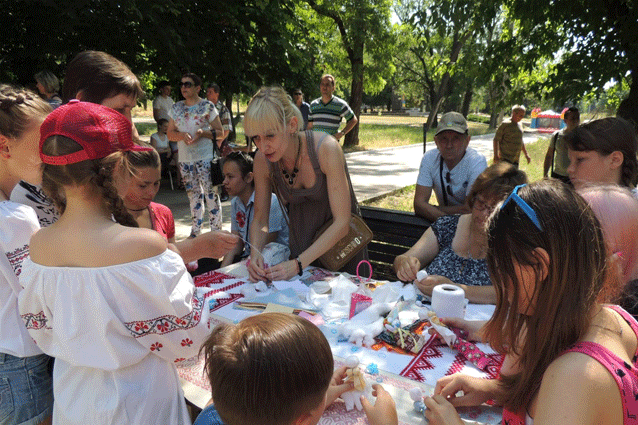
[18,101,223,424]
[220,151,288,267]
[416,180,638,425]
[566,116,638,190]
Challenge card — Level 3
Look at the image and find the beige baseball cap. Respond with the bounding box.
[435,112,468,136]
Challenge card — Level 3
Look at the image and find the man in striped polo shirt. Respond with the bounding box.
[308,74,358,141]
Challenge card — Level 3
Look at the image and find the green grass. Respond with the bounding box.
[364,136,551,211]
[136,122,158,137]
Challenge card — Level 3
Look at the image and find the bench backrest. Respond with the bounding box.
[359,206,430,282]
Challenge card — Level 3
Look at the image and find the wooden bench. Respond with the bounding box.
[359,206,430,281]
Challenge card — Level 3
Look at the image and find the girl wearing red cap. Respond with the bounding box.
[18,101,223,424]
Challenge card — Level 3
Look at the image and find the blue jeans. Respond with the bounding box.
[0,353,53,425]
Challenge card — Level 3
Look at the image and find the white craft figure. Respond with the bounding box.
[342,355,367,411]
[409,387,426,414]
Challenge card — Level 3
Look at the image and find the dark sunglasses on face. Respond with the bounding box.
[294,92,302,95]
[179,81,194,88]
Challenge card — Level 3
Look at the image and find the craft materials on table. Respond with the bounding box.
[178,266,502,424]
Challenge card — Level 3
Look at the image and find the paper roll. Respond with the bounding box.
[431,284,465,319]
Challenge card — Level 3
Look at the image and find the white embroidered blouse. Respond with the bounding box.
[0,200,41,357]
[18,249,213,424]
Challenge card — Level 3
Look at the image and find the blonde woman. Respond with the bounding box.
[245,86,366,281]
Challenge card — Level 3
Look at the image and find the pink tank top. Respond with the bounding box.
[502,305,638,425]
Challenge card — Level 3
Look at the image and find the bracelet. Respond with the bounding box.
[296,257,303,276]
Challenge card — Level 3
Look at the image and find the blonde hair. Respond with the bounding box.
[0,84,51,139]
[244,86,303,138]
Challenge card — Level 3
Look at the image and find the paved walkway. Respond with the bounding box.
[153,132,545,240]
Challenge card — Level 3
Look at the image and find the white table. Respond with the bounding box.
[178,263,502,424]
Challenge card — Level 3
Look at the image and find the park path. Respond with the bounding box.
[151,130,544,240]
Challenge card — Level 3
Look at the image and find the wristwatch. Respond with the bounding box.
[296,257,303,276]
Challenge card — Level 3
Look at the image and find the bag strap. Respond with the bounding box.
[439,156,449,206]
[270,165,297,252]
[550,131,559,175]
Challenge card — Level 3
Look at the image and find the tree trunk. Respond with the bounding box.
[226,94,236,142]
[617,66,638,127]
[344,50,364,148]
[461,88,473,118]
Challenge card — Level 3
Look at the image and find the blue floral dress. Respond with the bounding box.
[425,215,491,286]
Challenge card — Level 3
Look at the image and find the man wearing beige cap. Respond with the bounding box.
[414,112,487,221]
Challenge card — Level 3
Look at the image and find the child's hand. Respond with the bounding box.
[361,384,398,425]
[325,365,354,406]
[434,373,497,407]
[428,318,486,343]
[423,395,464,425]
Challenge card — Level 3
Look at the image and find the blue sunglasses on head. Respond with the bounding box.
[500,184,543,231]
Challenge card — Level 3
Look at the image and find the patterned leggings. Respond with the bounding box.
[179,160,222,235]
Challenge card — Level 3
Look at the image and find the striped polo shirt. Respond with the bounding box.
[308,95,355,135]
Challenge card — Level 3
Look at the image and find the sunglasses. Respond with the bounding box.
[501,184,542,231]
[293,92,302,96]
[179,81,194,88]
[444,171,453,196]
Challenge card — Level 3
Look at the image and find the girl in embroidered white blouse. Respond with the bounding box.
[0,85,53,425]
[18,101,216,424]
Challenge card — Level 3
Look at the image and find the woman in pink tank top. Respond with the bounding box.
[414,180,638,425]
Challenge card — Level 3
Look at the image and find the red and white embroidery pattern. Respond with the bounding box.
[124,292,205,338]
[6,244,29,278]
[21,311,51,330]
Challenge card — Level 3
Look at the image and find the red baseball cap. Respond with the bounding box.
[40,100,151,165]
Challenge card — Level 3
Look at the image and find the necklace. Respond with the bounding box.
[280,135,301,186]
[127,206,148,212]
[591,308,623,337]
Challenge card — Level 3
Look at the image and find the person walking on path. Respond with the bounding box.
[493,105,530,168]
[307,74,358,142]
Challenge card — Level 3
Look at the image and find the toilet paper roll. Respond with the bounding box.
[431,284,465,319]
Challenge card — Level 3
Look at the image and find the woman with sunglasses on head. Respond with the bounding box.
[370,180,638,425]
[394,162,526,304]
[244,86,365,282]
[167,73,224,238]
[425,180,638,425]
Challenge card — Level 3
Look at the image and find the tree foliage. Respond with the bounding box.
[302,0,395,147]
[506,0,638,124]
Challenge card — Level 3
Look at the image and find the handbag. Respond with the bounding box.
[210,131,224,186]
[271,149,372,271]
[210,156,224,186]
[311,213,373,271]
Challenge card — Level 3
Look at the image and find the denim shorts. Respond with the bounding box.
[0,353,53,425]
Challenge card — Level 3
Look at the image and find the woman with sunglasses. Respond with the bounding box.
[394,162,526,304]
[167,73,224,237]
